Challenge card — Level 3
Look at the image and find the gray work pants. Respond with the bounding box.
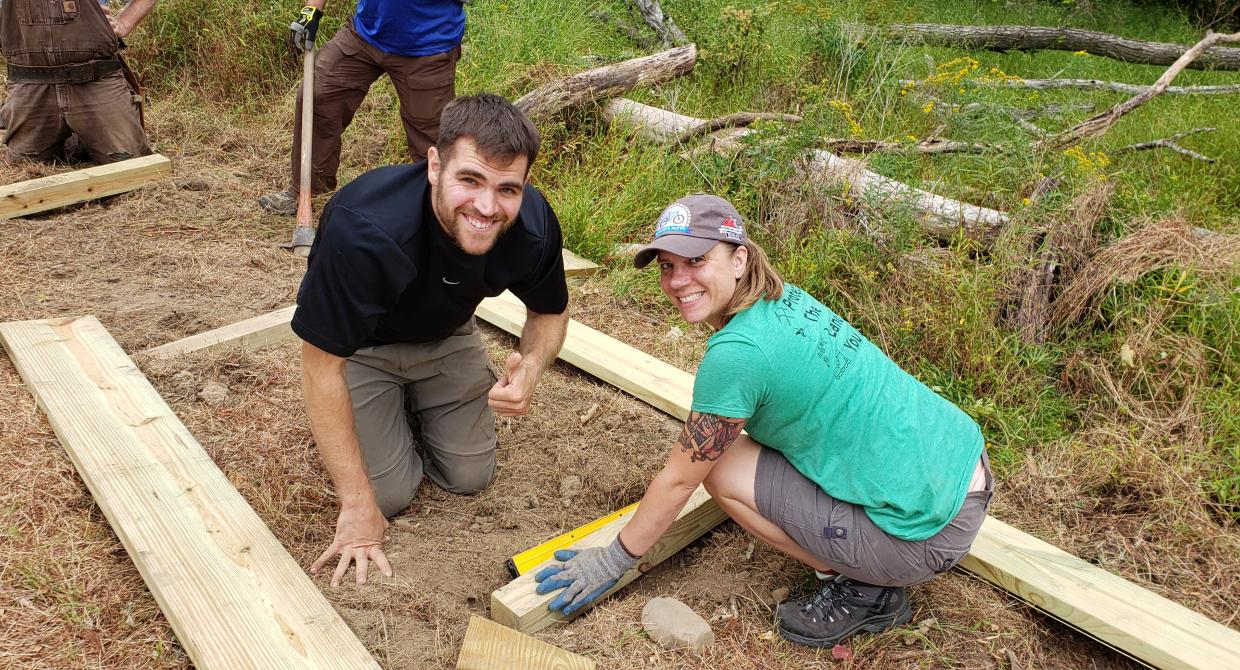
[346,319,498,517]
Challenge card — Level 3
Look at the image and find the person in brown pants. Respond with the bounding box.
[258,0,463,215]
[1,0,156,164]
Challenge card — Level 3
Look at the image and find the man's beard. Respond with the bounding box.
[432,187,517,256]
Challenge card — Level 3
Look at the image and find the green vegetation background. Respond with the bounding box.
[129,0,1238,518]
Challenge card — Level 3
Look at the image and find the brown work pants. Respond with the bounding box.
[291,21,459,193]
[2,71,148,164]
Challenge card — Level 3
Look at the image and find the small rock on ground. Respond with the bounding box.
[198,382,228,406]
[641,597,714,653]
[559,475,582,498]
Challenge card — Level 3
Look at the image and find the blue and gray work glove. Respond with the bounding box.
[289,6,324,50]
[534,537,639,616]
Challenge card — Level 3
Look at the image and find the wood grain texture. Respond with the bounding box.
[0,316,379,670]
[456,615,595,670]
[0,154,172,219]
[141,306,297,360]
[514,45,696,122]
[490,486,727,634]
[960,517,1240,670]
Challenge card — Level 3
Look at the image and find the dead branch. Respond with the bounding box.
[1114,128,1217,163]
[673,112,803,144]
[513,44,696,122]
[1035,31,1240,151]
[627,0,688,47]
[888,23,1240,71]
[590,10,658,49]
[602,98,1011,244]
[822,137,995,155]
[963,78,1240,96]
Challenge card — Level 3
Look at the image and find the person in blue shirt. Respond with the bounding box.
[259,0,465,215]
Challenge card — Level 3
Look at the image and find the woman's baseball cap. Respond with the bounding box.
[633,194,748,268]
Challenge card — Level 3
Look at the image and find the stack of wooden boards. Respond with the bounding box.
[3,253,1239,668]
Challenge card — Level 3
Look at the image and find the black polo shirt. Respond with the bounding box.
[292,162,569,358]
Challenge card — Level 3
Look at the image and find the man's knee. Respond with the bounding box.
[433,450,496,495]
[371,467,423,518]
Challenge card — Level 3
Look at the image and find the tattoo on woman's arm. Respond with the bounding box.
[679,412,746,462]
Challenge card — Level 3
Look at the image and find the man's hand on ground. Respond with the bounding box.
[289,6,324,50]
[311,503,393,587]
[488,352,537,416]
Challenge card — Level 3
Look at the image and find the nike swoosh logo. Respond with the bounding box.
[442,278,460,285]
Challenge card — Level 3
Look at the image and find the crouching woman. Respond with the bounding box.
[535,194,993,647]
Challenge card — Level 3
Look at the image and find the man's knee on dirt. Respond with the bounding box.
[429,448,496,495]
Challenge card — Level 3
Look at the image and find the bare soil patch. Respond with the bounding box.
[2,145,1232,669]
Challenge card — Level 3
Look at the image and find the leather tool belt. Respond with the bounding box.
[6,59,123,85]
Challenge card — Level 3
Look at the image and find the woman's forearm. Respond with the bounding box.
[617,468,700,557]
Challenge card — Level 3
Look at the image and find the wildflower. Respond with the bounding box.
[922,101,935,113]
[1022,197,1032,206]
[1073,50,1089,56]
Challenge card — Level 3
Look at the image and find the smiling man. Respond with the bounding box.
[292,94,569,587]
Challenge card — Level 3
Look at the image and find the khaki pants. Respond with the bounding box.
[291,21,460,193]
[2,71,148,163]
[346,319,498,517]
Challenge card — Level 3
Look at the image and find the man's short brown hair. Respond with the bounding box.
[436,93,540,172]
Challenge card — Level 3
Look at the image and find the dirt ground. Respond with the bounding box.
[1,143,1235,669]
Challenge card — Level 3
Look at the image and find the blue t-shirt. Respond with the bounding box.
[691,284,984,541]
[353,0,465,57]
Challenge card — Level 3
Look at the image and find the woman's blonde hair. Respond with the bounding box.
[720,239,783,325]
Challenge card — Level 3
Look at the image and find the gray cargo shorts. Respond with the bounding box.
[346,318,498,517]
[755,447,993,587]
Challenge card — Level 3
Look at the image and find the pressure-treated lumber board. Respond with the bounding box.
[561,249,601,277]
[490,486,727,634]
[142,306,297,360]
[961,517,1240,670]
[478,292,1240,668]
[0,154,171,219]
[142,309,294,361]
[0,315,380,670]
[457,615,595,670]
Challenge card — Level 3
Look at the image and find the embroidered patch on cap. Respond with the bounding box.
[655,203,692,237]
[718,215,744,240]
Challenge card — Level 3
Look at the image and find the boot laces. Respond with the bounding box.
[800,579,861,622]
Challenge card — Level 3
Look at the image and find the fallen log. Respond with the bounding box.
[601,98,1010,243]
[674,112,803,144]
[1036,31,1240,150]
[513,44,696,122]
[888,23,1240,71]
[822,137,995,155]
[954,78,1240,96]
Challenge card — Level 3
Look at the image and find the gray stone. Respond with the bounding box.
[641,597,714,653]
[559,475,583,498]
[198,382,228,406]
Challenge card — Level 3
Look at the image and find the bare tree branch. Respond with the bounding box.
[822,137,995,154]
[627,0,688,47]
[1035,31,1240,151]
[1114,128,1218,163]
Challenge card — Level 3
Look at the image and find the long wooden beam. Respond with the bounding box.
[477,291,1240,668]
[1,154,172,219]
[456,615,596,670]
[0,316,380,670]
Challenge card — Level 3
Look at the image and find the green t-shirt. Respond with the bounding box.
[691,284,984,541]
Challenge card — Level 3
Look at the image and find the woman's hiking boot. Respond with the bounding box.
[775,576,912,647]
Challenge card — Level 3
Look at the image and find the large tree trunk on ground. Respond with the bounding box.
[888,24,1240,71]
[601,98,1010,244]
[514,45,696,122]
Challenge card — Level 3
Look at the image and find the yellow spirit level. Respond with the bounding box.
[505,502,640,578]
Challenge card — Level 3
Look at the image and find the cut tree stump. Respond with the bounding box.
[514,45,696,122]
[456,615,594,670]
[0,154,172,219]
[888,23,1240,71]
[0,316,379,670]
